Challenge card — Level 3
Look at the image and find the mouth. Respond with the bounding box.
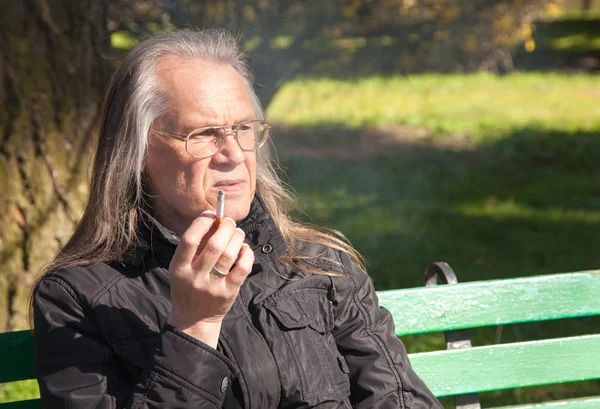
[214,179,246,192]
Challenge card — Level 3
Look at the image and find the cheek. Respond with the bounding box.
[146,147,168,178]
[145,143,190,193]
[185,162,210,192]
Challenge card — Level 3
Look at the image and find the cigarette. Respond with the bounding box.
[216,190,225,224]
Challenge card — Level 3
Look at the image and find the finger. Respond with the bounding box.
[171,211,216,270]
[227,243,254,288]
[210,228,246,278]
[191,217,237,273]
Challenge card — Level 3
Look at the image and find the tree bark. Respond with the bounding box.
[582,0,593,12]
[0,0,112,331]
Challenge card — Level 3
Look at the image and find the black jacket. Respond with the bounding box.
[33,196,442,409]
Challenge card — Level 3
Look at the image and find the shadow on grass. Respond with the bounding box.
[514,18,600,71]
[273,124,600,406]
[275,124,600,286]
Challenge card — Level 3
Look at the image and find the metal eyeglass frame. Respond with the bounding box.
[151,119,270,159]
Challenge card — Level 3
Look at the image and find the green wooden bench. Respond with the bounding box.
[1,262,599,408]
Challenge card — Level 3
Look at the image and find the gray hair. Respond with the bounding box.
[41,28,363,280]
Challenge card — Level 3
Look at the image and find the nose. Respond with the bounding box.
[211,130,246,165]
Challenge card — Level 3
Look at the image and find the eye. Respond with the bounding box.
[237,124,252,132]
[190,128,219,139]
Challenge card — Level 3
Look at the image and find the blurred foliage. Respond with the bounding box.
[106,0,565,106]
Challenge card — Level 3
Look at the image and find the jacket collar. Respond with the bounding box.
[120,195,288,267]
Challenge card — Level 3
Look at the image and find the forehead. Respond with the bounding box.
[155,55,254,126]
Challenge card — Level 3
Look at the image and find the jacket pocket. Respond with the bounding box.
[261,289,350,405]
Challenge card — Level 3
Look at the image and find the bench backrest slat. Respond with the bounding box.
[0,330,35,383]
[409,334,600,396]
[377,271,600,336]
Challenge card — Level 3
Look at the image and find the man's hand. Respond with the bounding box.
[167,210,254,348]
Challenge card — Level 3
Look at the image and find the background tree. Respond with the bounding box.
[0,0,112,331]
[107,0,561,107]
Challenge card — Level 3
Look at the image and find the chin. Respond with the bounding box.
[232,208,251,222]
[230,199,253,221]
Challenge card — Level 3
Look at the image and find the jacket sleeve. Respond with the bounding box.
[33,276,235,409]
[332,253,442,409]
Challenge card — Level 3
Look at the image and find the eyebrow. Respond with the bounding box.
[186,117,257,130]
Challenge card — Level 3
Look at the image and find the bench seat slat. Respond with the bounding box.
[491,396,600,409]
[408,334,600,396]
[0,330,35,383]
[377,271,600,336]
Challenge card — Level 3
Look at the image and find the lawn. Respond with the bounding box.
[268,72,600,136]
[2,73,600,408]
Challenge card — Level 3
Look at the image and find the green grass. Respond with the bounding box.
[551,32,600,50]
[268,72,600,138]
[267,72,600,406]
[0,380,39,403]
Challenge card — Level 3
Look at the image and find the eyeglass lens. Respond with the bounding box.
[186,120,269,157]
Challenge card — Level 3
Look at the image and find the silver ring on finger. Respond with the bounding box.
[212,266,229,278]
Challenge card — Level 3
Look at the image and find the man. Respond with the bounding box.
[33,29,441,408]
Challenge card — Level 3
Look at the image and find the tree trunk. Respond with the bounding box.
[582,0,593,12]
[0,0,111,331]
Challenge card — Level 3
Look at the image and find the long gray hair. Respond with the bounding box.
[40,29,364,280]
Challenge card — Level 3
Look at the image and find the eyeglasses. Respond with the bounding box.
[151,119,270,158]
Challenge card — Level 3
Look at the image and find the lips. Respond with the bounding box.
[215,179,244,187]
[214,179,246,193]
